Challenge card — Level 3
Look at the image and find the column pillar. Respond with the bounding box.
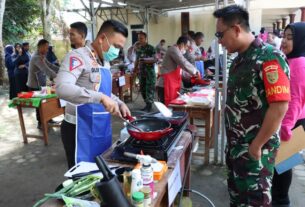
[301,8,305,22]
[282,18,287,29]
[276,20,281,30]
[272,22,276,32]
[289,13,296,23]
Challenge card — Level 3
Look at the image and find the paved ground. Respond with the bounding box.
[0,86,305,207]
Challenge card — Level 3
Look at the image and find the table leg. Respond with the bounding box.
[39,104,49,146]
[183,141,192,197]
[17,105,28,144]
[130,75,133,102]
[204,110,211,165]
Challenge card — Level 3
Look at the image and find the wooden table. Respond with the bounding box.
[169,103,214,165]
[16,97,64,145]
[40,131,193,207]
[103,131,193,207]
[112,73,133,102]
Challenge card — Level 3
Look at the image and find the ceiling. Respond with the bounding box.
[122,0,216,11]
[91,0,221,14]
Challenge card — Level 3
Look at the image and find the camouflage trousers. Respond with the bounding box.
[139,67,156,105]
[226,144,277,207]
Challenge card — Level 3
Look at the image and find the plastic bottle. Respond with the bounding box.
[141,186,151,207]
[141,163,154,199]
[119,127,129,142]
[130,169,143,197]
[132,191,144,207]
[123,168,132,198]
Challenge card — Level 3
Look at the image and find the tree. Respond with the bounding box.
[1,0,41,85]
[2,0,41,44]
[0,0,6,85]
[40,0,52,42]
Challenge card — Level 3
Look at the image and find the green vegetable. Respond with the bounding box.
[33,175,102,207]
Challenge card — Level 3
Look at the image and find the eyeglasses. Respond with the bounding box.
[215,26,233,40]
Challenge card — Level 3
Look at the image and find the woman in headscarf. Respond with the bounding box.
[272,22,305,207]
[4,45,17,99]
[14,44,30,93]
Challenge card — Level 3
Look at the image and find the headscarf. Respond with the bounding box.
[285,22,305,59]
[5,45,14,56]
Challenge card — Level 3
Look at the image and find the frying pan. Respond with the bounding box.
[125,117,173,141]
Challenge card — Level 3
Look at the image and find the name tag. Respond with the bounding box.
[119,76,126,87]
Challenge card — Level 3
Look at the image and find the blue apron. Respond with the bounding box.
[75,68,112,163]
[195,60,204,78]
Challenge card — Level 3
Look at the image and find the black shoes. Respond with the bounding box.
[48,119,59,124]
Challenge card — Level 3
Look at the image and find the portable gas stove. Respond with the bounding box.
[110,111,188,163]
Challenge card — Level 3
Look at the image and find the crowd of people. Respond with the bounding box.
[4,41,59,100]
[3,4,305,206]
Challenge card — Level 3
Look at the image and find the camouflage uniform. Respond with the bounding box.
[225,38,290,207]
[136,44,156,106]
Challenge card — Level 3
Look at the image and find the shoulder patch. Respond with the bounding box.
[263,60,279,84]
[262,59,290,103]
[69,56,83,71]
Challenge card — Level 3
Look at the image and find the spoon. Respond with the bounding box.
[120,117,144,132]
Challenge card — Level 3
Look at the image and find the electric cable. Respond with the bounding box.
[177,129,216,207]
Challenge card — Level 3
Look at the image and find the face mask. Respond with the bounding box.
[102,34,120,61]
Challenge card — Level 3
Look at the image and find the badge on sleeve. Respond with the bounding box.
[262,60,290,103]
[69,56,83,71]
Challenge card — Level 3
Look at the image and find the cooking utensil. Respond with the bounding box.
[126,118,173,141]
[120,116,143,132]
[95,155,113,181]
[154,101,173,117]
[95,156,133,207]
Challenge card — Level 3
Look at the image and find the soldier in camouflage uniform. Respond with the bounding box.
[135,32,157,112]
[214,5,291,207]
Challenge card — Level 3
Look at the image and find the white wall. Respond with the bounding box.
[95,0,304,52]
[248,9,262,35]
[96,7,217,51]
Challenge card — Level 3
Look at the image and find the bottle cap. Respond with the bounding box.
[142,163,151,167]
[132,191,144,202]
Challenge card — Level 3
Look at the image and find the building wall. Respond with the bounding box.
[248,9,262,35]
[96,7,216,52]
[95,0,304,52]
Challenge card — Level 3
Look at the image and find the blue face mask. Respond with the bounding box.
[103,35,120,61]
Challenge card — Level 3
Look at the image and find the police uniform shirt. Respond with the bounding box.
[55,44,122,123]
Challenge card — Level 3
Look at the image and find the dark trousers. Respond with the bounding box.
[61,120,76,169]
[272,169,292,206]
[28,87,40,123]
[139,69,156,105]
[271,118,305,206]
[156,86,165,104]
[8,75,17,99]
[14,69,28,93]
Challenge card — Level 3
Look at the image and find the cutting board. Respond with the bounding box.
[275,126,305,164]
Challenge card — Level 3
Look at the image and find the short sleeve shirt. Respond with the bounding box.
[225,38,290,150]
[136,44,156,70]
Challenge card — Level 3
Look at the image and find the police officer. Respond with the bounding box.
[56,20,131,168]
[135,31,157,112]
[69,21,88,49]
[213,5,290,206]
